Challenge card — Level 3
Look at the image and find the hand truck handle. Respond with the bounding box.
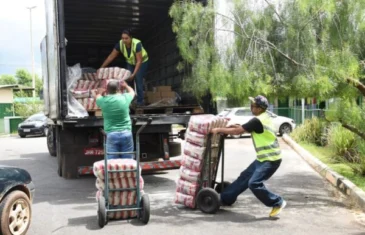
[136,117,152,136]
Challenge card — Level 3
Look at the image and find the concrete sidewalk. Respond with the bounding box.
[0,136,364,235]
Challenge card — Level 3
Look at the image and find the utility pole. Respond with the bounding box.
[27,6,37,98]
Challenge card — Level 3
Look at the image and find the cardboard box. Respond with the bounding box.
[160,91,175,98]
[146,91,161,101]
[156,86,171,92]
[149,96,162,104]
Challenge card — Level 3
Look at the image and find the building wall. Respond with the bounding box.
[0,89,13,103]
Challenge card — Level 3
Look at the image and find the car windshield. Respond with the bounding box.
[218,110,231,117]
[26,114,46,122]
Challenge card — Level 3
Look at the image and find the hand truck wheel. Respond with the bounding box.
[97,195,108,228]
[196,188,220,214]
[214,181,231,194]
[138,194,150,224]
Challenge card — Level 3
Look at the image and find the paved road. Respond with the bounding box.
[0,136,364,235]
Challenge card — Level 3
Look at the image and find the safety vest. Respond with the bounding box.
[120,38,148,65]
[252,112,282,162]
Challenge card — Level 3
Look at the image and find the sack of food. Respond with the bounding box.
[185,130,207,147]
[176,178,199,196]
[174,192,195,208]
[183,142,206,160]
[93,159,141,179]
[181,154,203,172]
[179,166,200,183]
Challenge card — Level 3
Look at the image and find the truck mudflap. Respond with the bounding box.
[78,159,182,176]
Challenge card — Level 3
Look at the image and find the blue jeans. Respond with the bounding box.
[221,159,283,207]
[106,131,134,159]
[127,61,149,105]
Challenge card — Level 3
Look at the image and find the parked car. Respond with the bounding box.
[0,165,35,235]
[218,107,296,138]
[18,113,48,138]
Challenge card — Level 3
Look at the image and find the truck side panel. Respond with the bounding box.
[43,0,61,120]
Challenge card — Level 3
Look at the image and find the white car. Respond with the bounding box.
[217,107,296,138]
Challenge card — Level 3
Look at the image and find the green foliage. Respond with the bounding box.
[291,117,327,146]
[326,123,359,163]
[15,69,43,96]
[0,75,17,85]
[9,101,44,119]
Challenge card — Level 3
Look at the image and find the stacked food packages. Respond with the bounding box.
[69,67,131,111]
[93,159,144,219]
[174,115,228,208]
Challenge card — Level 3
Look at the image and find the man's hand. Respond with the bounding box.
[120,81,127,89]
[211,128,221,134]
[128,74,135,81]
[227,124,241,128]
[97,88,106,96]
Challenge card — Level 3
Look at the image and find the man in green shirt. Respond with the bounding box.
[95,80,135,159]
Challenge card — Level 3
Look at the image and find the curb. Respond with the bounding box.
[282,133,365,212]
[0,134,18,138]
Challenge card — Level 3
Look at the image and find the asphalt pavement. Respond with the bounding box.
[0,135,364,235]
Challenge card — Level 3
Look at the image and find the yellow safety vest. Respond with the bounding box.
[252,112,282,162]
[120,38,148,65]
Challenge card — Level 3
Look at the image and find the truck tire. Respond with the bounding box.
[47,126,56,157]
[169,142,181,157]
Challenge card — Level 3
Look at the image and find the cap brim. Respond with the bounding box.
[248,97,255,103]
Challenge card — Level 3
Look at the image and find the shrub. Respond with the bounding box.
[326,123,359,163]
[291,117,327,146]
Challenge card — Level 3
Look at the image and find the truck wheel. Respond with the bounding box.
[47,127,56,157]
[169,142,181,157]
[0,191,32,235]
[57,154,63,177]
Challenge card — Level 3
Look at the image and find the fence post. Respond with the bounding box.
[301,98,305,124]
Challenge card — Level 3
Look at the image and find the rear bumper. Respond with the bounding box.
[78,159,182,176]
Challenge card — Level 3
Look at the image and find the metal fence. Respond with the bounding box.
[270,106,325,125]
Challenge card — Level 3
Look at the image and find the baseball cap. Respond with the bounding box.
[249,95,269,109]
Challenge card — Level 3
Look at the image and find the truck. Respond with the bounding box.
[41,0,215,179]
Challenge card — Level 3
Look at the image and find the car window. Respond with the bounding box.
[26,114,46,122]
[234,109,251,116]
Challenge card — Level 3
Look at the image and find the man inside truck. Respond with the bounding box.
[100,29,149,106]
[95,80,136,159]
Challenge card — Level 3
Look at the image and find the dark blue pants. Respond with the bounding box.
[127,61,149,105]
[221,159,283,207]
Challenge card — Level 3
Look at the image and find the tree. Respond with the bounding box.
[15,69,43,96]
[8,101,44,119]
[169,0,365,139]
[0,75,17,85]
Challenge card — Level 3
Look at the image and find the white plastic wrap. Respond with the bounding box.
[179,166,201,182]
[147,97,177,107]
[93,159,141,179]
[66,63,89,118]
[181,154,203,171]
[174,192,195,208]
[176,178,199,196]
[183,142,206,160]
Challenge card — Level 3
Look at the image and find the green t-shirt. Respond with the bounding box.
[96,93,134,133]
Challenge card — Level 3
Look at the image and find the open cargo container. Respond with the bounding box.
[41,0,216,179]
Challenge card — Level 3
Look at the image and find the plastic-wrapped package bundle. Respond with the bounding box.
[179,166,201,182]
[108,67,114,79]
[174,192,195,208]
[175,115,228,209]
[176,179,199,196]
[95,176,144,191]
[122,70,131,81]
[71,90,90,99]
[183,142,206,160]
[117,68,126,80]
[93,159,141,179]
[181,154,203,172]
[96,190,139,219]
[113,67,120,78]
[185,130,207,147]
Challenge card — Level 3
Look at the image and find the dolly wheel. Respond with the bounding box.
[138,194,150,224]
[196,188,220,214]
[97,195,107,228]
[215,181,231,194]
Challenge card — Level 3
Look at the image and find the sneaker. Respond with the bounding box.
[269,200,287,218]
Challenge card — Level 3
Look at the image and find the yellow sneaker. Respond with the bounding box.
[269,200,286,218]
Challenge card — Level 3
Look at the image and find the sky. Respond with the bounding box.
[0,0,46,77]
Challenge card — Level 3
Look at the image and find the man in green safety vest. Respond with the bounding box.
[211,95,286,218]
[101,29,149,106]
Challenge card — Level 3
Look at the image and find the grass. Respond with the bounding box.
[300,142,365,191]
